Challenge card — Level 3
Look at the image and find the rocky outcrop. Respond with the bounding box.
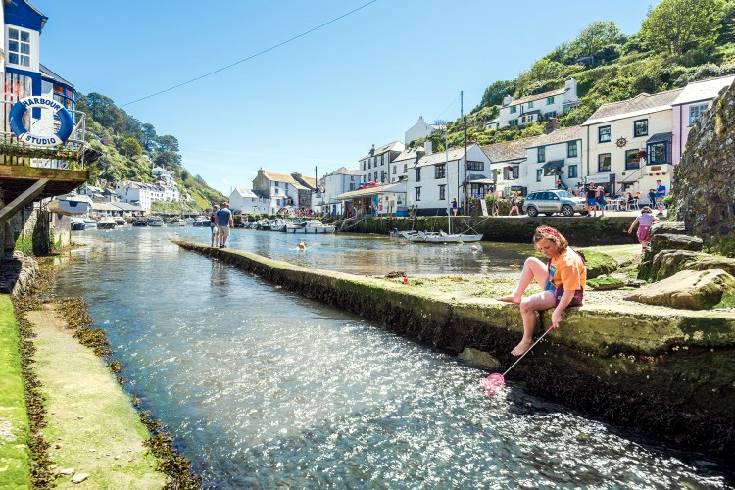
[674,80,735,252]
[650,221,686,236]
[651,233,704,255]
[0,252,39,296]
[649,249,735,281]
[626,269,735,310]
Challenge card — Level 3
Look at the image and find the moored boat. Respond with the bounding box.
[147,216,164,227]
[97,217,116,229]
[303,220,336,234]
[193,216,210,227]
[71,217,86,231]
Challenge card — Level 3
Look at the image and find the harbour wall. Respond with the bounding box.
[173,240,735,464]
[334,216,635,245]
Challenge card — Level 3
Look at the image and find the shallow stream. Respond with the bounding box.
[53,228,732,488]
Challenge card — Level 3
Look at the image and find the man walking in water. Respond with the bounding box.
[216,202,233,248]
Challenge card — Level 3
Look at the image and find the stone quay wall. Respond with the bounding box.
[334,216,636,246]
[174,240,735,464]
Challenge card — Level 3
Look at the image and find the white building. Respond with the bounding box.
[525,126,583,193]
[335,181,407,217]
[406,143,492,215]
[315,167,362,215]
[252,169,304,214]
[671,75,735,165]
[498,78,579,128]
[389,146,424,182]
[54,194,92,216]
[481,136,540,196]
[359,141,405,184]
[116,181,172,211]
[152,166,174,186]
[404,116,441,145]
[229,187,268,214]
[582,88,683,198]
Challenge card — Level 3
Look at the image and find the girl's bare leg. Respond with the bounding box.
[498,257,548,304]
[512,291,557,356]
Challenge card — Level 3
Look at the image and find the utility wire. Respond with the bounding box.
[122,0,378,107]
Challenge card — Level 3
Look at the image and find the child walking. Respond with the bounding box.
[498,226,586,356]
[628,206,658,251]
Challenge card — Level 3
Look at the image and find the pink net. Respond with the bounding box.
[481,373,506,395]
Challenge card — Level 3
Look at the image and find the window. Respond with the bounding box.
[528,101,534,109]
[568,165,577,178]
[415,168,421,182]
[435,164,446,179]
[509,120,518,127]
[274,181,279,187]
[381,155,385,166]
[368,159,371,169]
[598,153,611,172]
[393,165,397,174]
[648,142,668,164]
[381,171,386,182]
[634,119,648,137]
[689,103,709,126]
[466,161,484,171]
[625,149,640,170]
[362,161,366,171]
[438,184,446,200]
[512,166,519,179]
[547,96,555,105]
[415,187,421,201]
[349,183,356,191]
[546,111,558,118]
[598,126,611,143]
[536,169,542,182]
[8,28,31,68]
[567,141,577,158]
[373,171,378,181]
[537,146,546,163]
[510,106,517,114]
[403,164,408,173]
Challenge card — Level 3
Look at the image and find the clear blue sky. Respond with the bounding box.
[39,0,657,194]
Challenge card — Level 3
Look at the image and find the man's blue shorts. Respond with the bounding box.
[586,197,597,206]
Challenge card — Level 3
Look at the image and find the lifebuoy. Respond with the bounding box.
[10,96,74,146]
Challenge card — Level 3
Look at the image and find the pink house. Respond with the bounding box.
[671,75,735,165]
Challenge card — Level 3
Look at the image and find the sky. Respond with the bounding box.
[39,0,657,194]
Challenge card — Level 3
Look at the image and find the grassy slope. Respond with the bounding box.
[0,295,30,489]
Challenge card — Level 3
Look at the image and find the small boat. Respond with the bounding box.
[303,220,336,234]
[71,218,86,231]
[193,216,210,227]
[406,231,440,243]
[83,218,97,229]
[97,217,116,229]
[284,222,305,233]
[147,216,164,227]
[132,218,148,227]
[423,231,483,243]
[114,217,126,226]
[269,219,286,232]
[167,218,186,227]
[256,220,270,231]
[185,217,195,225]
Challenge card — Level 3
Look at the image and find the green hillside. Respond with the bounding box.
[76,94,225,211]
[417,0,735,150]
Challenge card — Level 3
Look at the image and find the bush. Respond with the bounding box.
[485,195,512,215]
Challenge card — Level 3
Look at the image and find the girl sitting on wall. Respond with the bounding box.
[498,226,586,356]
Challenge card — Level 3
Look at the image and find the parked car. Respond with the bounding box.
[522,190,587,217]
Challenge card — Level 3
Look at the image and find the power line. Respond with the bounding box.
[122,0,379,107]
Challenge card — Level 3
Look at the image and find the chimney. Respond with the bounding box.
[423,140,433,155]
[545,118,560,134]
[564,78,577,97]
[503,94,513,107]
[369,144,375,156]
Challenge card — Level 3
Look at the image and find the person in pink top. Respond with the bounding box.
[628,206,659,251]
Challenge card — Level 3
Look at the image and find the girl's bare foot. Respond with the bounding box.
[497,294,521,304]
[511,339,533,356]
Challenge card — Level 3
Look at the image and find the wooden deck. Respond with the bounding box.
[0,165,88,202]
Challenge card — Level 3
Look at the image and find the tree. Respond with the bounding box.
[477,80,515,110]
[640,0,726,56]
[120,137,143,158]
[141,123,158,151]
[154,151,181,168]
[156,135,179,153]
[567,21,626,60]
[515,59,572,96]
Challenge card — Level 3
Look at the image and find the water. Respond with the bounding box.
[54,228,732,488]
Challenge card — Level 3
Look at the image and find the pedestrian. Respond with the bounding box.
[509,193,519,216]
[648,188,657,209]
[452,198,459,216]
[216,202,233,248]
[655,179,666,217]
[210,205,220,247]
[498,226,586,356]
[628,206,659,252]
[625,192,634,211]
[595,185,606,217]
[586,184,597,217]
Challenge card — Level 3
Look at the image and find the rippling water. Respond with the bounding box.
[54,228,732,488]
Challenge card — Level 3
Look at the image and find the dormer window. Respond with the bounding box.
[8,27,31,68]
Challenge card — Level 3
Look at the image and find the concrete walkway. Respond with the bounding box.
[26,306,166,489]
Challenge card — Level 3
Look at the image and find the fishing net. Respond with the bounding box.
[481,373,506,395]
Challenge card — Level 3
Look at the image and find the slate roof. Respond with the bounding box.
[415,147,466,168]
[585,88,684,124]
[360,141,405,160]
[481,135,541,163]
[392,147,424,163]
[335,181,406,200]
[525,126,583,148]
[261,170,298,184]
[232,187,258,199]
[672,75,735,106]
[39,64,74,87]
[508,87,566,107]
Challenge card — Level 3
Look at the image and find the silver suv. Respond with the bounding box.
[522,190,588,217]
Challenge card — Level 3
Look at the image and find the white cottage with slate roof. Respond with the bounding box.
[499,79,579,128]
[525,126,583,193]
[481,135,541,196]
[389,146,424,182]
[582,88,683,197]
[406,143,491,215]
[359,141,405,184]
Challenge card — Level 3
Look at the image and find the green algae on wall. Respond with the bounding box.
[0,295,31,489]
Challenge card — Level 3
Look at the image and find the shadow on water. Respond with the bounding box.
[56,228,734,489]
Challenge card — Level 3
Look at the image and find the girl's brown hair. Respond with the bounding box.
[533,225,568,253]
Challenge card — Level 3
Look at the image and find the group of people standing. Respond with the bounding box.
[210,202,233,248]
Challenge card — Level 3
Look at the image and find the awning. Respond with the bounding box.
[647,132,672,144]
[335,182,406,201]
[468,178,496,184]
[542,160,564,170]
